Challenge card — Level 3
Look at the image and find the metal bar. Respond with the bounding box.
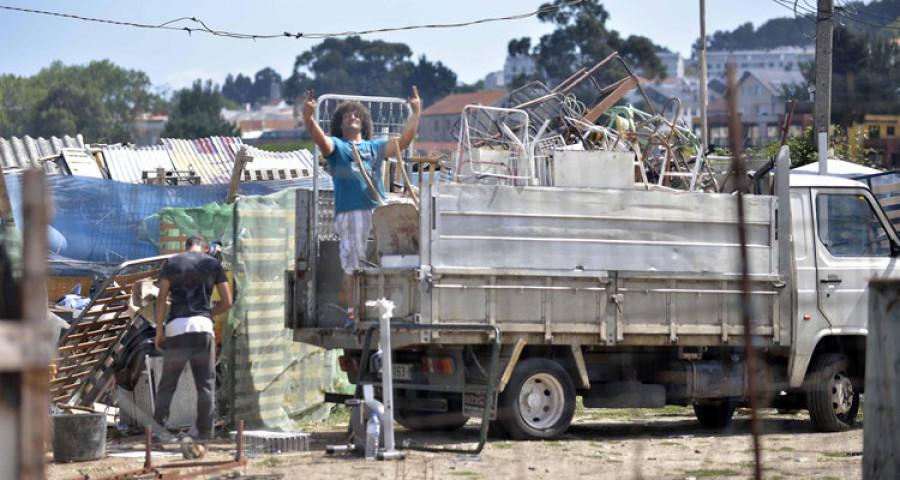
[355,322,501,455]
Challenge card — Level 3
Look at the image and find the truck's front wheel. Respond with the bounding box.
[806,353,860,432]
[497,358,575,440]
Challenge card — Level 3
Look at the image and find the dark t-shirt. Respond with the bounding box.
[160,251,227,322]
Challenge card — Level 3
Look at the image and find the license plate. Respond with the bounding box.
[463,391,497,420]
[391,363,413,381]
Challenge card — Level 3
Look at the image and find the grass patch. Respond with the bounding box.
[658,441,682,446]
[542,441,563,448]
[820,451,857,458]
[449,471,483,478]
[579,404,693,421]
[321,404,352,428]
[777,446,795,452]
[256,457,282,467]
[491,442,514,449]
[685,469,741,477]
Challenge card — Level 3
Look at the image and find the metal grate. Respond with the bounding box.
[230,430,310,455]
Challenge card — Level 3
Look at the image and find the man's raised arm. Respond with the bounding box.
[385,86,421,158]
[301,90,334,158]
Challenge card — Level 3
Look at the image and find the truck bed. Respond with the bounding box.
[348,182,791,349]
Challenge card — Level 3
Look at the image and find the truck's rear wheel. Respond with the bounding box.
[497,358,575,440]
[806,353,859,432]
[693,400,737,429]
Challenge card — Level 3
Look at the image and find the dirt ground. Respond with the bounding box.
[47,406,863,480]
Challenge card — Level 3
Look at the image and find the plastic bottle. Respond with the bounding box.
[365,413,380,460]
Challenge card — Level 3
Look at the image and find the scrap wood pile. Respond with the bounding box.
[451,52,718,193]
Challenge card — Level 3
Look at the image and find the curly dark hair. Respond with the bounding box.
[330,101,374,140]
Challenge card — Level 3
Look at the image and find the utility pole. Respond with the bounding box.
[814,0,834,174]
[699,0,709,155]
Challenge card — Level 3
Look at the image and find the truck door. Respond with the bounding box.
[813,189,898,330]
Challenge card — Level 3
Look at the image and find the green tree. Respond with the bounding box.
[284,36,456,107]
[222,73,254,105]
[532,0,664,87]
[507,37,532,57]
[400,56,457,107]
[797,25,900,127]
[161,80,240,139]
[251,67,283,104]
[0,60,156,142]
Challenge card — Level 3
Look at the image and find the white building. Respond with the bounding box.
[503,54,537,85]
[706,46,813,78]
[657,52,685,79]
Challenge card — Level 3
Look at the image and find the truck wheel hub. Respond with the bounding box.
[830,372,854,416]
[518,373,564,428]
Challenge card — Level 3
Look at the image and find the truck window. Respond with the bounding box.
[816,193,890,257]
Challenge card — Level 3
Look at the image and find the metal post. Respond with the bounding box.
[699,0,709,153]
[371,299,402,459]
[818,132,829,175]
[814,0,834,147]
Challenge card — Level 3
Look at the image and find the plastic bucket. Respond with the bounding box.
[52,413,106,462]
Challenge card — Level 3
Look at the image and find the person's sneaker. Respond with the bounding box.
[150,432,171,444]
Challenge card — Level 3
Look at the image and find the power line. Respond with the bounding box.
[0,0,584,40]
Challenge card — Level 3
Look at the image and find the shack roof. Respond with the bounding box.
[422,91,508,116]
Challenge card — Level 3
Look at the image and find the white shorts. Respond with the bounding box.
[335,209,373,275]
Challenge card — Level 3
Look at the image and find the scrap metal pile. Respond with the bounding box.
[451,52,718,192]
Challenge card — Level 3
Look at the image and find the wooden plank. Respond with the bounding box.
[50,371,90,384]
[582,76,638,124]
[66,317,125,331]
[21,169,49,480]
[56,360,99,373]
[62,325,127,343]
[865,280,900,479]
[86,304,129,315]
[53,347,116,364]
[90,294,131,305]
[57,336,117,353]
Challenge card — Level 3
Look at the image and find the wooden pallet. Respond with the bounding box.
[51,255,173,407]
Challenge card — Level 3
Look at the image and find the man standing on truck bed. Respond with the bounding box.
[153,234,232,441]
[302,87,420,326]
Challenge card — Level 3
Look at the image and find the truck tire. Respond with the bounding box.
[806,353,859,432]
[693,400,737,429]
[394,393,468,431]
[497,358,575,440]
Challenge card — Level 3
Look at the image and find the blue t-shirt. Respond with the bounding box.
[326,136,389,215]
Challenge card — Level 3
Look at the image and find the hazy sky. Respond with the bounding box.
[0,1,801,95]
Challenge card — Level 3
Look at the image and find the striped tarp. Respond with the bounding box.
[226,188,345,430]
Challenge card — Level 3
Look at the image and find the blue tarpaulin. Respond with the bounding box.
[2,174,332,276]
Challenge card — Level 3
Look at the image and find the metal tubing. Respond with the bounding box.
[355,322,502,454]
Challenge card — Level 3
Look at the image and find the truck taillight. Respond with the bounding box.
[339,355,360,372]
[422,356,454,375]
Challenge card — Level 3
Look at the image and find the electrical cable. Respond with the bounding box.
[0,0,585,40]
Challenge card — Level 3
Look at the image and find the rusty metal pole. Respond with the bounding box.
[725,63,763,480]
[20,168,50,480]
